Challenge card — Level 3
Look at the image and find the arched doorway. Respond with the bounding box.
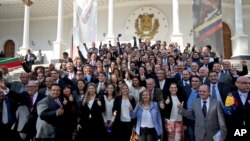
[223,22,232,59]
[4,40,15,58]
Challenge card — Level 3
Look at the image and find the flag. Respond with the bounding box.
[193,0,223,57]
[73,0,97,59]
[0,57,21,68]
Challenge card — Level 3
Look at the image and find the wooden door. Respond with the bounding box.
[223,22,232,59]
[4,40,15,58]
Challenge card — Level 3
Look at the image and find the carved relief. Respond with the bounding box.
[135,13,159,39]
[125,7,168,41]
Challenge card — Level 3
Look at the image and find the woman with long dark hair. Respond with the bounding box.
[61,85,77,141]
[102,84,117,141]
[164,83,186,141]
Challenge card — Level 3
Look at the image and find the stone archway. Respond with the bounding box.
[223,22,232,59]
[4,40,15,58]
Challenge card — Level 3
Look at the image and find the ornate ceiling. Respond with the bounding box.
[0,0,249,20]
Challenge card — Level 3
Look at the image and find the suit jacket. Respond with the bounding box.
[36,96,64,139]
[131,102,163,136]
[180,98,227,141]
[113,95,136,124]
[25,53,37,65]
[218,72,232,84]
[96,81,109,96]
[199,62,214,71]
[208,82,231,105]
[201,77,210,85]
[0,90,21,127]
[165,92,186,119]
[39,87,49,96]
[20,92,46,137]
[151,88,164,103]
[226,90,250,136]
[156,78,177,99]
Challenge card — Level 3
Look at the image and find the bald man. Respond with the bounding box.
[226,76,250,140]
[178,84,227,141]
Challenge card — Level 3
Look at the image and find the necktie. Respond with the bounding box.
[212,85,217,99]
[241,94,247,105]
[30,95,34,108]
[2,98,12,124]
[55,98,62,107]
[98,83,103,93]
[184,81,188,87]
[160,81,162,89]
[202,101,207,117]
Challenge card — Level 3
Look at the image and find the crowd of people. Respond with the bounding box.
[0,36,250,141]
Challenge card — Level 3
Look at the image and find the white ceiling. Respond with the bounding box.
[0,0,249,19]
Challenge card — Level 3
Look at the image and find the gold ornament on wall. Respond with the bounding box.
[135,13,159,39]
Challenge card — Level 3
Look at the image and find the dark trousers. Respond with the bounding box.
[139,127,157,141]
[115,121,133,141]
[187,120,195,141]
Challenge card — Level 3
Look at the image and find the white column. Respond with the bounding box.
[235,0,244,36]
[172,0,180,34]
[53,0,66,63]
[19,1,32,55]
[105,0,115,44]
[55,0,63,42]
[231,0,249,58]
[170,0,183,51]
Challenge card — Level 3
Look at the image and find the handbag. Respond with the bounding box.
[130,127,139,141]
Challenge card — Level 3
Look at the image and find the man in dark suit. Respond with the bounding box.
[83,64,97,85]
[226,76,250,141]
[50,69,67,89]
[19,80,46,141]
[178,84,227,141]
[0,79,21,141]
[96,71,108,96]
[213,62,232,84]
[156,69,177,97]
[199,55,214,71]
[146,78,164,104]
[179,70,191,89]
[183,75,201,141]
[36,84,65,141]
[24,49,37,70]
[199,66,210,85]
[208,71,231,105]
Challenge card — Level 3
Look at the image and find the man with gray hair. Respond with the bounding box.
[17,80,46,141]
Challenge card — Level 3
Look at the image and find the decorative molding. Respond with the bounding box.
[22,0,33,6]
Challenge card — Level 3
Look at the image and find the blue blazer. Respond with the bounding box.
[131,102,163,136]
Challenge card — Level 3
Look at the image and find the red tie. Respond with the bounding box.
[30,95,34,108]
